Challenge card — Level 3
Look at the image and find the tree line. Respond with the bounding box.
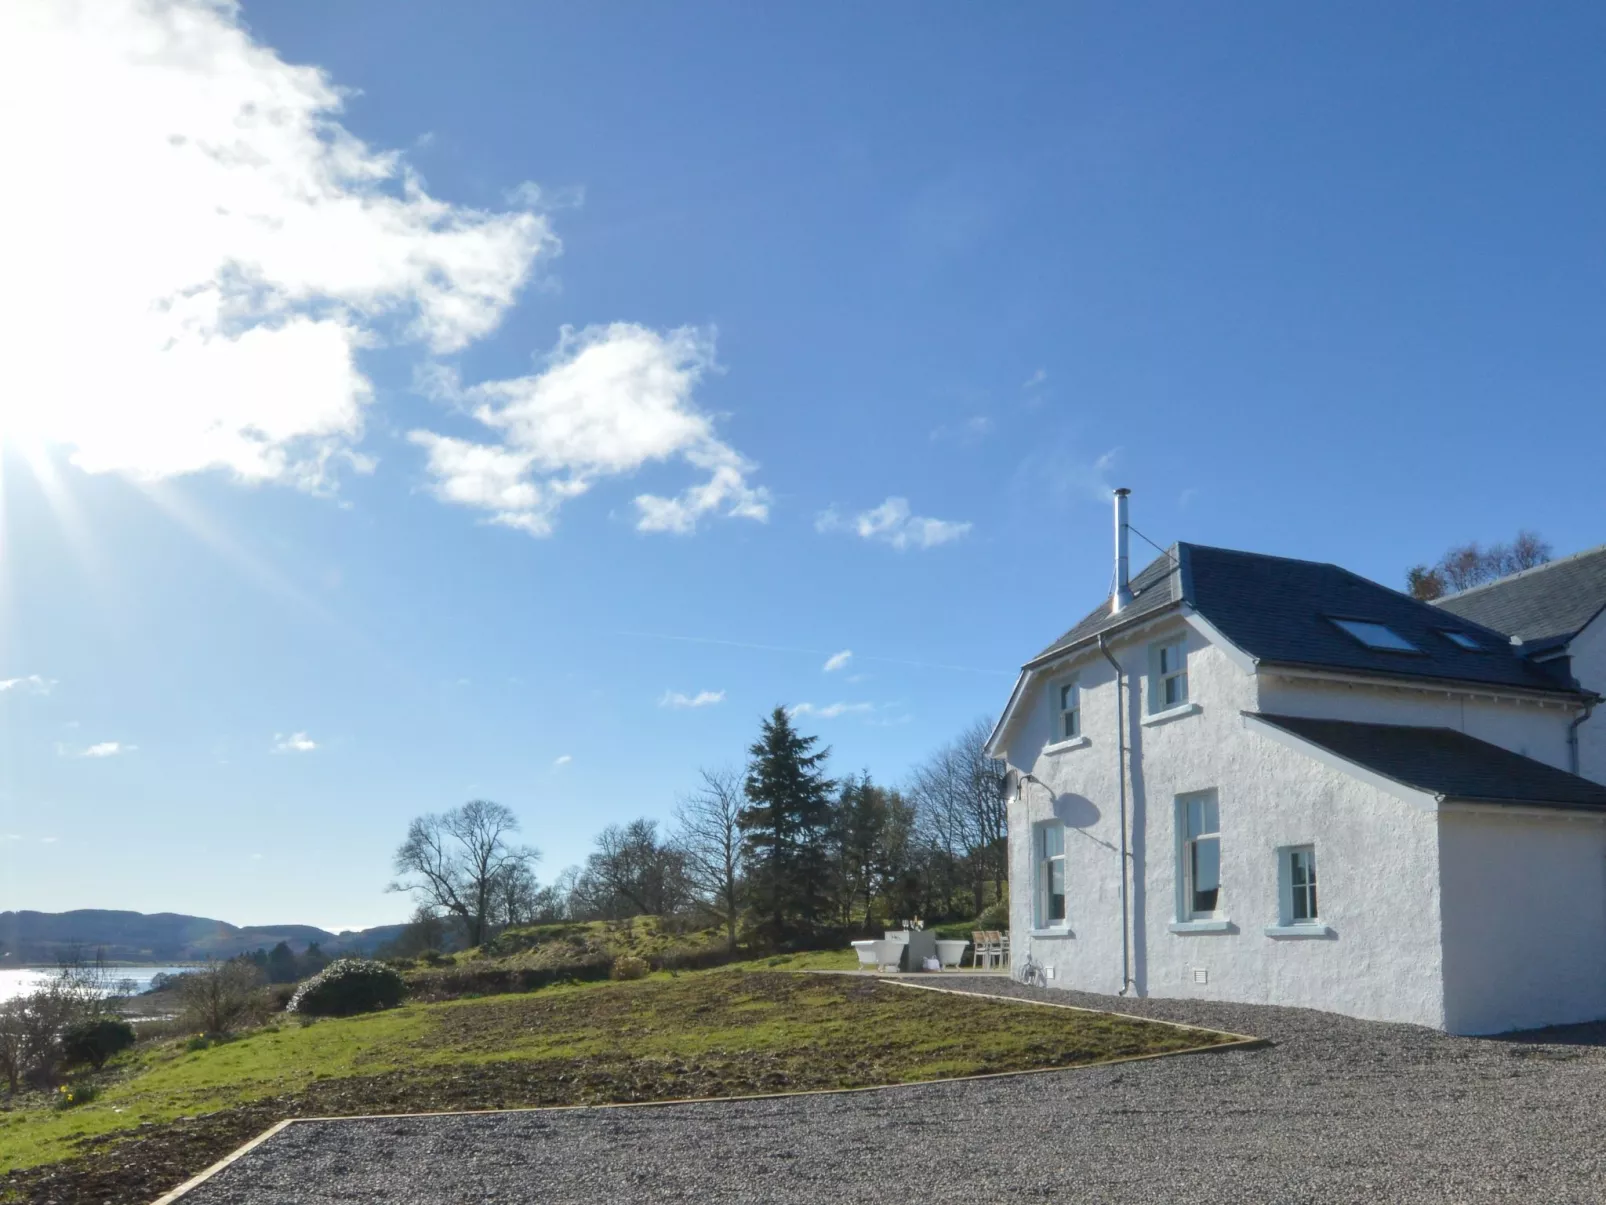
[390,708,1008,953]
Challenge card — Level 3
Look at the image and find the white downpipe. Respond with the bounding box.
[1098,632,1132,995]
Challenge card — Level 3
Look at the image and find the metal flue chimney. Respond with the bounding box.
[1112,488,1133,614]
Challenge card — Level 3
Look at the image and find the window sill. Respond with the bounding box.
[1142,702,1202,727]
[1168,919,1233,935]
[1043,736,1090,755]
[1264,923,1335,939]
[1028,927,1075,939]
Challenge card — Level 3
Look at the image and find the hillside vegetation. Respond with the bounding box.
[401,916,752,999]
[0,970,1232,1205]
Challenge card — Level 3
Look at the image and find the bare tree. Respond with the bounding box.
[390,800,541,947]
[1407,530,1553,600]
[673,767,746,951]
[571,819,692,920]
[180,960,265,1036]
[0,962,116,1092]
[908,717,1008,915]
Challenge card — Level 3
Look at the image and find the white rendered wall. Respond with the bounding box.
[1257,675,1576,770]
[1004,621,1448,1029]
[1567,613,1606,785]
[1438,808,1606,1034]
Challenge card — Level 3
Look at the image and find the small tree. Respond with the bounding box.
[389,800,541,948]
[674,767,746,951]
[740,707,837,946]
[180,960,265,1036]
[0,968,109,1092]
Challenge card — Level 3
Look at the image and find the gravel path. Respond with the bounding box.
[179,977,1606,1204]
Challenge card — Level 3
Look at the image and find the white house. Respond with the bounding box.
[986,492,1606,1035]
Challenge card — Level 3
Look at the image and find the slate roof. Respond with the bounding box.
[1252,713,1606,811]
[1028,543,1587,699]
[1032,547,1183,662]
[1433,544,1606,648]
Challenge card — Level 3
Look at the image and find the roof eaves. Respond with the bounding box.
[1253,658,1596,704]
[1439,794,1606,814]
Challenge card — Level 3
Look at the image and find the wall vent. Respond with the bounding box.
[1192,967,1208,985]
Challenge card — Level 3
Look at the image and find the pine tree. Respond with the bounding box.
[740,707,837,945]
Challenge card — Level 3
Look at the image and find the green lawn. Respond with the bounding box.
[0,971,1240,1205]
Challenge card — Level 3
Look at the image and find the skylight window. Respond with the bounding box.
[1440,631,1482,651]
[1330,618,1420,652]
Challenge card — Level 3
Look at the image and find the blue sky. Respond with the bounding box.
[1,2,1602,929]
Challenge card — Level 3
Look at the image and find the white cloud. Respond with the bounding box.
[659,689,725,709]
[822,650,852,673]
[273,731,318,753]
[1023,368,1048,389]
[412,324,769,536]
[816,497,971,551]
[553,754,572,767]
[1,1,552,490]
[80,742,133,758]
[788,701,875,719]
[0,675,54,694]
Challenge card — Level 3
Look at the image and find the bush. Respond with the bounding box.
[180,961,266,1036]
[288,959,406,1017]
[61,1019,136,1070]
[610,954,650,981]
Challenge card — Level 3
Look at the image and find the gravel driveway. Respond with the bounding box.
[177,977,1606,1204]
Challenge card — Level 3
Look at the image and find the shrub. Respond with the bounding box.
[610,954,650,981]
[180,961,266,1037]
[61,1019,136,1070]
[288,959,406,1017]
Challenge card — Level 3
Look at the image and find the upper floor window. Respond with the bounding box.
[1054,679,1080,741]
[1035,821,1067,928]
[1150,640,1189,712]
[1330,618,1419,653]
[1279,845,1320,925]
[1178,793,1221,920]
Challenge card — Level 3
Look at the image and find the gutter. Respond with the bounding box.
[1097,633,1133,996]
[1568,702,1596,776]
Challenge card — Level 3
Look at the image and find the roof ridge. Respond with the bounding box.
[1433,541,1606,604]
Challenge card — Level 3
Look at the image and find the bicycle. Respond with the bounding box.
[1014,953,1047,988]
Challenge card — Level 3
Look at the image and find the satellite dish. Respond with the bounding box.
[999,768,1021,803]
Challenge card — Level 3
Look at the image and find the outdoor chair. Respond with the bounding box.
[997,931,1010,967]
[971,930,997,969]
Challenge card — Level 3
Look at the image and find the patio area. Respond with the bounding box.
[848,928,1009,972]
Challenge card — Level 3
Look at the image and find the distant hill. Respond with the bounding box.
[0,910,408,965]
